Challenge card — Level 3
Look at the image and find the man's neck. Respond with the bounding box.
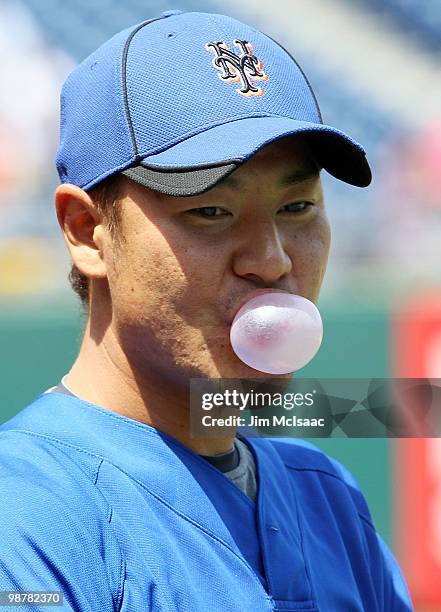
[66,317,235,457]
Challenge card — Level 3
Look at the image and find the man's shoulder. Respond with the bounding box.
[0,427,100,483]
[0,397,108,520]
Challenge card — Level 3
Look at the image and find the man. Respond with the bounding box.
[0,10,412,611]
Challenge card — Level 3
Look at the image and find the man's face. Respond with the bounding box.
[101,136,331,383]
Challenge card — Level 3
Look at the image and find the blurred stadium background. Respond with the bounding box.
[1,0,440,608]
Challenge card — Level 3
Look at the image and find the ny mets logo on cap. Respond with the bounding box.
[205,40,268,97]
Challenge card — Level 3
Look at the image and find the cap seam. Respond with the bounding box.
[123,168,225,190]
[140,159,240,171]
[135,112,333,161]
[262,33,323,124]
[121,17,165,160]
[138,116,365,161]
[82,154,138,191]
[114,38,133,167]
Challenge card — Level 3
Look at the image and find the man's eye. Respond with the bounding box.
[281,202,313,214]
[186,203,313,218]
[187,207,230,218]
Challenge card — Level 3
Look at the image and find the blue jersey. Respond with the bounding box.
[0,392,412,611]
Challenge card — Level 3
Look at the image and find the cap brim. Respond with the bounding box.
[122,116,371,196]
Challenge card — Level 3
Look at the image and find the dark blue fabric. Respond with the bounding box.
[0,393,413,611]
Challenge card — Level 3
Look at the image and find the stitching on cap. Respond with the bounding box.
[263,32,323,123]
[122,17,164,160]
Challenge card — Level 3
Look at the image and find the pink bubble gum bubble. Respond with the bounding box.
[230,293,323,374]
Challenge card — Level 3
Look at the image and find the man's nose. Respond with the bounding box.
[232,218,292,284]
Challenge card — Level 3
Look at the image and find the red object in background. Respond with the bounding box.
[393,293,441,608]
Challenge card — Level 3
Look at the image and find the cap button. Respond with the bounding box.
[161,10,184,17]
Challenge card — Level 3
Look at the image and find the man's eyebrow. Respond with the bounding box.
[280,166,320,186]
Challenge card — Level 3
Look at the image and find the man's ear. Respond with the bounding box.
[55,183,107,279]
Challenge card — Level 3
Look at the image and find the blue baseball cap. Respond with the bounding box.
[56,10,372,196]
